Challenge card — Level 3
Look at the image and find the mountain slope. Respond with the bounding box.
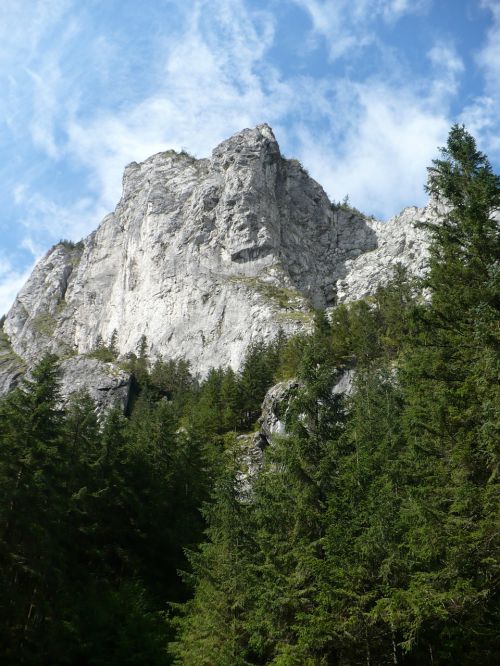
[1,124,430,402]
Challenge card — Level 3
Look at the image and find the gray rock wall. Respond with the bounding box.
[2,124,431,408]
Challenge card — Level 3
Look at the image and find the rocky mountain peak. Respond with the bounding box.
[1,124,432,408]
[211,123,279,164]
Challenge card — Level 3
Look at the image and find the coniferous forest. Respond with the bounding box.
[1,126,499,664]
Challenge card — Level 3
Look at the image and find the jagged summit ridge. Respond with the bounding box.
[2,124,430,403]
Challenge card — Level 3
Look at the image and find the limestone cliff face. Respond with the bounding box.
[1,124,431,404]
[335,205,434,303]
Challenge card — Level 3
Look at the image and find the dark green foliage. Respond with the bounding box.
[170,447,257,666]
[180,334,288,445]
[274,333,308,381]
[0,354,66,663]
[0,333,286,663]
[237,333,287,430]
[149,358,195,413]
[328,265,416,369]
[57,238,84,251]
[0,354,209,664]
[393,124,500,661]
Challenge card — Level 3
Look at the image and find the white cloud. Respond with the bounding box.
[0,255,37,317]
[428,44,464,74]
[12,184,28,205]
[383,0,430,21]
[21,236,46,260]
[460,96,496,135]
[477,1,500,93]
[465,1,500,158]
[18,191,108,243]
[290,0,372,60]
[291,0,431,59]
[427,43,464,99]
[284,32,460,218]
[294,81,450,218]
[0,0,73,140]
[0,0,71,65]
[27,63,62,158]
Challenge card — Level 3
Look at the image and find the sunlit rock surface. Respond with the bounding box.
[2,124,431,407]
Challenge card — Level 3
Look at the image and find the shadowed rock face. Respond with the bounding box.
[58,357,131,416]
[257,379,302,445]
[1,124,430,408]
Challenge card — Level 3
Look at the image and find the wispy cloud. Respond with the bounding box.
[16,188,108,243]
[0,0,71,65]
[294,80,450,217]
[0,0,72,137]
[291,0,430,59]
[427,43,464,99]
[0,254,37,317]
[478,0,500,89]
[383,0,430,21]
[468,0,500,156]
[460,96,497,139]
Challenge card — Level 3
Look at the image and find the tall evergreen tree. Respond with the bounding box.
[0,354,67,663]
[396,124,500,661]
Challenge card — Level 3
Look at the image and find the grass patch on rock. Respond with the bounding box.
[228,276,306,310]
[32,312,58,337]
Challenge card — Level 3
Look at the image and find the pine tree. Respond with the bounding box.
[171,447,256,666]
[0,354,67,662]
[397,125,500,661]
[237,339,283,430]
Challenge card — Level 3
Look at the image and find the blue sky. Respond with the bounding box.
[1,0,499,314]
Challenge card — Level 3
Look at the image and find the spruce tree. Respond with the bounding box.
[398,125,500,661]
[0,354,67,662]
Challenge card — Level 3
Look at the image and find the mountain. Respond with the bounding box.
[0,124,431,408]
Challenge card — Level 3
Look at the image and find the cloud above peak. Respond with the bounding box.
[294,79,450,217]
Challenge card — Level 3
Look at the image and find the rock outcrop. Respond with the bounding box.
[0,330,26,395]
[58,356,131,415]
[1,124,431,408]
[335,206,433,303]
[257,379,302,446]
[255,370,355,447]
